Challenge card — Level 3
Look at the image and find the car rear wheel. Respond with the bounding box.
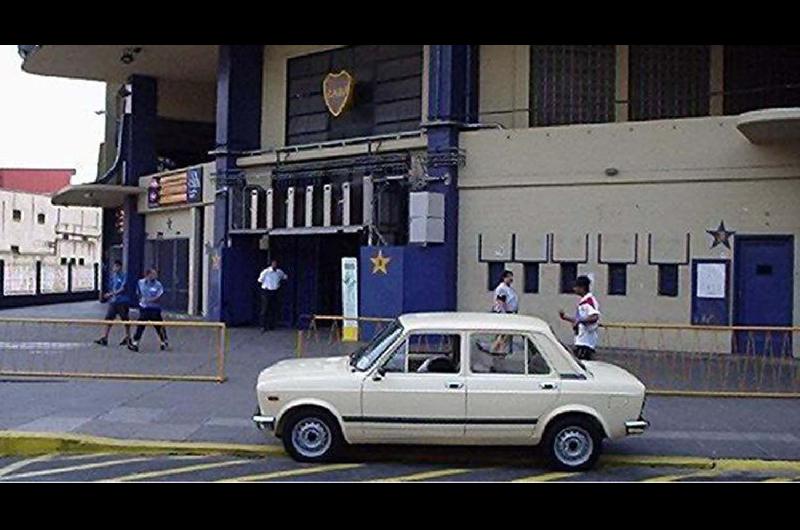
[281,409,343,463]
[541,416,602,472]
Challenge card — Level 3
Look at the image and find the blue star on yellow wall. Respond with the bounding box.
[706,221,735,250]
[370,250,391,274]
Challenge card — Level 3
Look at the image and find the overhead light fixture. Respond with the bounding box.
[120,47,143,65]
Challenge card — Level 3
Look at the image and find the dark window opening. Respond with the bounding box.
[286,45,423,145]
[12,209,21,222]
[37,213,46,224]
[79,258,85,266]
[724,46,800,115]
[10,245,20,254]
[560,263,578,294]
[487,262,506,292]
[523,263,540,294]
[608,264,627,296]
[60,258,68,265]
[658,264,679,297]
[629,45,710,120]
[530,45,616,127]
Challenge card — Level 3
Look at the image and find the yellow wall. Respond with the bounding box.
[457,117,800,346]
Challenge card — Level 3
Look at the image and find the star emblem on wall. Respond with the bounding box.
[706,221,735,250]
[370,250,391,275]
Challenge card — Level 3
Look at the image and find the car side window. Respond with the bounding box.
[470,333,526,374]
[382,334,461,374]
[527,337,552,375]
[382,340,407,373]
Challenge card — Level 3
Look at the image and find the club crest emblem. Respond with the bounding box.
[323,70,355,117]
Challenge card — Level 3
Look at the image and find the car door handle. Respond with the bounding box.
[446,382,464,390]
[540,382,559,390]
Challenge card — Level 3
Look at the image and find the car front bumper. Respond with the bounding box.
[253,414,276,432]
[625,418,650,435]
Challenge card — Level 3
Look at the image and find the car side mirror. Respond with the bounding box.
[373,366,386,381]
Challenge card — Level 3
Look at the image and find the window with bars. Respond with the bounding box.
[530,45,616,127]
[724,46,800,115]
[629,46,710,121]
[487,262,506,292]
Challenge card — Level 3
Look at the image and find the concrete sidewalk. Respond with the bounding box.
[1,301,799,460]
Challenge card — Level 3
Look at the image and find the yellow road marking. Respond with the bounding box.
[368,468,472,482]
[0,457,147,480]
[0,454,55,478]
[99,459,250,482]
[642,469,722,482]
[217,463,363,482]
[512,472,579,483]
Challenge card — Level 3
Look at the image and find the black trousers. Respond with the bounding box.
[134,307,168,342]
[261,290,280,330]
[573,345,595,361]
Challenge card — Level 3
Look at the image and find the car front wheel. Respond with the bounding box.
[281,409,344,463]
[541,416,602,472]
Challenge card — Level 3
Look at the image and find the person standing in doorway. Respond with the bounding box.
[258,259,288,332]
[94,259,132,347]
[129,268,169,352]
[558,275,601,361]
[493,270,519,314]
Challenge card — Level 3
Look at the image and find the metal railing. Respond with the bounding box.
[0,317,227,383]
[295,315,800,398]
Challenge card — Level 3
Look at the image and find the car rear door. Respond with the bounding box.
[465,332,560,443]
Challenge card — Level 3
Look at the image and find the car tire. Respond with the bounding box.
[541,416,603,472]
[281,408,344,463]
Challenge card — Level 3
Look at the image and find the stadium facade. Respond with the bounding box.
[18,45,800,345]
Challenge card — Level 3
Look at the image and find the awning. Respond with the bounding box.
[736,108,800,145]
[51,184,143,208]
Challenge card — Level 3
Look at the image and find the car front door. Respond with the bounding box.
[465,331,560,443]
[359,332,466,443]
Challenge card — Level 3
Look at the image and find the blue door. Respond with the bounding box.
[734,236,794,356]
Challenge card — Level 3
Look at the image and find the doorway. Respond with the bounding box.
[144,238,190,313]
[734,235,794,355]
[269,233,361,327]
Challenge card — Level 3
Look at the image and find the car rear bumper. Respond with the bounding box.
[253,414,276,432]
[625,418,650,435]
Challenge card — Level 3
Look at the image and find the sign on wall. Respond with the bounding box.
[148,167,203,209]
[323,71,355,117]
[341,257,359,341]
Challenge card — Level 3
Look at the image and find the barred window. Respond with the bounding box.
[530,45,616,127]
[629,45,710,120]
[724,46,800,115]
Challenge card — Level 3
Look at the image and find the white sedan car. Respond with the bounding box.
[253,312,649,471]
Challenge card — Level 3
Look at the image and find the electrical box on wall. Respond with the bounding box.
[408,192,444,244]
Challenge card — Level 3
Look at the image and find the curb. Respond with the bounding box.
[0,431,284,458]
[2,431,800,474]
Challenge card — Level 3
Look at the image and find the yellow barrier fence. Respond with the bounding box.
[0,317,227,383]
[295,315,800,397]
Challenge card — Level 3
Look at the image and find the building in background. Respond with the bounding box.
[0,168,102,306]
[16,45,800,353]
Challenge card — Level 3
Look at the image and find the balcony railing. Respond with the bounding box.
[55,223,102,238]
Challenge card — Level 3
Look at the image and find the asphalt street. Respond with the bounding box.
[1,451,799,482]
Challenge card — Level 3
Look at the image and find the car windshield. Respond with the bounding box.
[351,320,404,371]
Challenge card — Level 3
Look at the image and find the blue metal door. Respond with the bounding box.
[734,236,794,356]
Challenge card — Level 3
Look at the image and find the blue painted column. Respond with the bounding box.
[208,45,264,324]
[403,45,477,312]
[122,75,157,299]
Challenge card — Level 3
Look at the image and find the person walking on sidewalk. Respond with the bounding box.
[558,275,601,361]
[128,268,169,352]
[95,259,133,347]
[257,259,288,332]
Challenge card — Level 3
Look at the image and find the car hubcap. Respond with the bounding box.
[554,426,593,467]
[291,417,332,458]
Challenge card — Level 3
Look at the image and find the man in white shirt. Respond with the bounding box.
[558,275,601,361]
[257,259,288,332]
[493,270,519,314]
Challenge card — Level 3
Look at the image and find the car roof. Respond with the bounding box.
[397,312,552,333]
